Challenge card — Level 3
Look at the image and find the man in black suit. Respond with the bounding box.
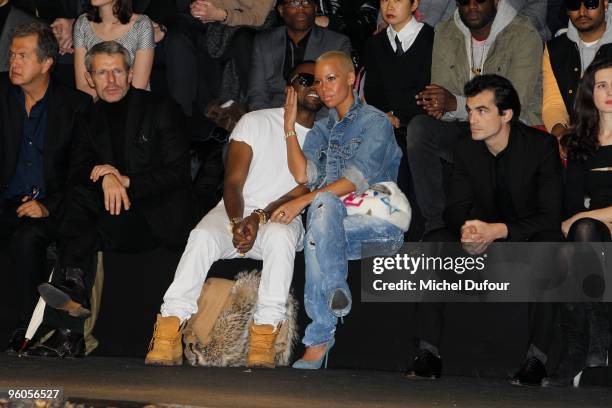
[24,41,196,358]
[0,21,90,353]
[248,0,352,112]
[407,75,563,387]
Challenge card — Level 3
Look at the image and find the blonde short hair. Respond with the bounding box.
[316,51,354,75]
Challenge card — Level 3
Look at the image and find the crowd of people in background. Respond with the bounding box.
[0,0,611,391]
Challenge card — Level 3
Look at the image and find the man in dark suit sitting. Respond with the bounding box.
[0,21,90,353]
[24,41,197,358]
[408,75,563,387]
[248,0,352,112]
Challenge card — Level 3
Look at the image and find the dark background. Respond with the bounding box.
[1,246,541,378]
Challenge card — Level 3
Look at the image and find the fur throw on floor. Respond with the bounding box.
[183,270,299,367]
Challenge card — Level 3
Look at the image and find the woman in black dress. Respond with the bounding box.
[547,57,612,387]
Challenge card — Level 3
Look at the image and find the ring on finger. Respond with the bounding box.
[279,211,286,217]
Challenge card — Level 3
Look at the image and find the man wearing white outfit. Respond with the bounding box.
[145,61,323,368]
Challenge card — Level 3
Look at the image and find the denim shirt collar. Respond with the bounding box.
[326,90,362,129]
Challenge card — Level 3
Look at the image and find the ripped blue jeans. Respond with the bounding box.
[302,192,404,346]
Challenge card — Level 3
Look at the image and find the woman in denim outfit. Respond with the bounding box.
[273,51,405,369]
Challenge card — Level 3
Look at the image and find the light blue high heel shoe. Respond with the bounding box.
[292,338,335,370]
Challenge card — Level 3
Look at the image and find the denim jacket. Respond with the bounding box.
[303,91,402,194]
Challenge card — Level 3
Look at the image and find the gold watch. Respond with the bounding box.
[252,209,269,225]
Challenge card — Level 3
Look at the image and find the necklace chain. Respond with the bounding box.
[470,39,486,76]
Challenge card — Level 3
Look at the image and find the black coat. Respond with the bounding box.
[547,33,612,114]
[0,73,91,215]
[444,123,563,241]
[71,88,197,247]
[248,25,352,111]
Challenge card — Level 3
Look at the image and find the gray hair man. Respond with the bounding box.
[30,40,196,358]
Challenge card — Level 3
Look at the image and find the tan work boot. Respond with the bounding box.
[247,322,280,368]
[145,314,184,366]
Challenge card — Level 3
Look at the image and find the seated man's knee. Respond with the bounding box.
[405,114,432,152]
[263,222,300,249]
[10,223,47,253]
[187,227,217,248]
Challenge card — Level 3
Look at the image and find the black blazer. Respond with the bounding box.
[445,123,563,241]
[0,73,91,215]
[547,33,612,114]
[248,25,352,112]
[70,88,197,247]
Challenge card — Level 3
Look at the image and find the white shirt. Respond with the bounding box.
[386,17,424,53]
[227,108,310,214]
[580,39,601,74]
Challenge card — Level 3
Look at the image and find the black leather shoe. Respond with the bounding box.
[5,327,26,355]
[38,267,91,318]
[511,357,547,386]
[405,349,442,380]
[22,328,85,359]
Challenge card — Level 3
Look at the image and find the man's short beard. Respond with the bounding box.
[574,18,605,34]
[460,9,497,31]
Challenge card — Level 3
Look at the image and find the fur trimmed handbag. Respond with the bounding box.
[183,270,299,367]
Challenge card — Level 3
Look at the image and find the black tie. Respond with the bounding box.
[395,35,404,56]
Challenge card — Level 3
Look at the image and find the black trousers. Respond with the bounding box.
[165,14,255,117]
[416,228,561,357]
[404,115,470,236]
[0,201,59,327]
[44,185,159,333]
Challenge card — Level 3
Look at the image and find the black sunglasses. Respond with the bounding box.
[290,73,315,87]
[565,0,599,10]
[456,0,488,6]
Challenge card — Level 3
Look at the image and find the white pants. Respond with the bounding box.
[161,203,304,326]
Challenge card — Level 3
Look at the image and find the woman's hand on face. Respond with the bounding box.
[272,197,308,224]
[284,86,298,134]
